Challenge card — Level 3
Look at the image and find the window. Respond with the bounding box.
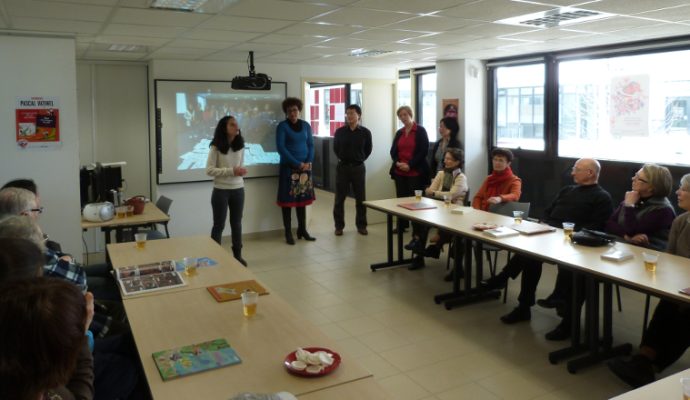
[494,63,545,151]
[397,68,436,141]
[558,49,690,165]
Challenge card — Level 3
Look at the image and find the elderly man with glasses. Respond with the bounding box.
[480,158,613,337]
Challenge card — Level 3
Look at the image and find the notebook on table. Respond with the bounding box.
[207,280,269,302]
[398,202,437,211]
[483,226,520,238]
[510,222,557,235]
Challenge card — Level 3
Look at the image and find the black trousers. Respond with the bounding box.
[393,174,426,236]
[641,299,690,371]
[499,253,543,307]
[210,187,244,249]
[333,163,367,230]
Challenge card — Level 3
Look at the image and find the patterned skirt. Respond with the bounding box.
[276,164,315,207]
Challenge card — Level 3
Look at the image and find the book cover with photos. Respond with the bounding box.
[115,260,186,296]
[152,338,241,381]
[207,280,269,302]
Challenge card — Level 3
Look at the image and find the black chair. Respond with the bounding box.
[483,202,530,303]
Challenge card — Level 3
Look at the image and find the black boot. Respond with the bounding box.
[296,206,316,241]
[282,207,295,245]
[424,244,441,259]
[232,246,247,267]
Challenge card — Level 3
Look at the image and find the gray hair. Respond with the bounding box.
[681,174,690,191]
[0,188,37,216]
[0,215,45,251]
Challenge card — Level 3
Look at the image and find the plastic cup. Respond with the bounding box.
[642,251,659,272]
[414,190,422,202]
[681,377,690,400]
[134,233,147,250]
[562,222,575,239]
[513,210,524,224]
[443,194,451,207]
[241,290,258,317]
[126,205,134,217]
[183,256,197,276]
[116,206,127,219]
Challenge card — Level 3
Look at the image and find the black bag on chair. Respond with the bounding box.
[571,229,616,247]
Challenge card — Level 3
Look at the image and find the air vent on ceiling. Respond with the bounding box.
[350,49,393,58]
[107,44,147,52]
[496,8,615,29]
[149,0,208,12]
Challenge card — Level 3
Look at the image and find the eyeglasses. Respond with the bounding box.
[27,207,44,214]
[632,174,649,183]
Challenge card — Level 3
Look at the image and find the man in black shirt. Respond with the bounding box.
[333,104,372,236]
[481,158,613,337]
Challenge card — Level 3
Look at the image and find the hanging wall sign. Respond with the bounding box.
[15,96,60,149]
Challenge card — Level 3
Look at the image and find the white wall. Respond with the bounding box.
[0,36,81,256]
[149,60,397,237]
[436,59,488,196]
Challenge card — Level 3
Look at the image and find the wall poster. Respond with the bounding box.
[15,96,60,149]
[442,98,459,120]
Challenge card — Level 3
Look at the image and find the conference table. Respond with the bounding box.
[107,236,386,399]
[82,201,170,245]
[364,197,690,373]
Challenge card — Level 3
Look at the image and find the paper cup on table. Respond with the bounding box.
[134,233,147,250]
[562,222,575,239]
[414,190,422,202]
[241,290,258,318]
[642,251,659,272]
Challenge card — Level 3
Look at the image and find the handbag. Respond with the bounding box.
[571,228,616,247]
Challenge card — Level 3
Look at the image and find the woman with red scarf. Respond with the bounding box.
[472,148,521,211]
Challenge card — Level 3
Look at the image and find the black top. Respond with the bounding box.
[333,124,372,164]
[543,184,614,231]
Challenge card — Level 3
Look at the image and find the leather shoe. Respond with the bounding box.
[404,238,420,251]
[424,245,441,259]
[607,355,655,388]
[479,275,507,291]
[408,257,425,270]
[500,307,531,324]
[545,323,571,341]
[357,228,368,235]
[537,295,565,309]
[334,229,343,236]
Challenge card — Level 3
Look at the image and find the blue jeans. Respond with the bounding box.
[211,187,244,249]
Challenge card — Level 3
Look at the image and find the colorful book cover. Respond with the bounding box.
[207,280,269,302]
[174,257,218,272]
[152,338,241,381]
[118,270,186,296]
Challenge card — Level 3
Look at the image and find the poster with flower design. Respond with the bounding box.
[15,96,60,149]
[610,75,649,137]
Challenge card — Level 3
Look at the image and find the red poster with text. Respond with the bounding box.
[16,97,60,149]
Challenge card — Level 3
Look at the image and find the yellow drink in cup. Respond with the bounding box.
[562,222,575,239]
[134,233,147,250]
[126,205,134,217]
[443,195,451,207]
[183,257,197,276]
[513,211,524,224]
[241,290,258,318]
[414,190,422,202]
[642,252,659,272]
[116,206,126,219]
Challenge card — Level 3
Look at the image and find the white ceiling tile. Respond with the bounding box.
[42,0,118,4]
[230,42,298,53]
[11,17,102,34]
[401,32,484,46]
[637,5,690,23]
[221,0,337,21]
[149,46,218,58]
[619,22,690,39]
[580,0,690,15]
[93,35,171,47]
[275,22,363,37]
[318,36,386,49]
[451,22,538,38]
[181,29,261,41]
[197,15,294,32]
[111,8,212,27]
[383,15,478,32]
[350,0,475,14]
[311,8,413,27]
[250,34,329,46]
[289,0,358,4]
[440,0,555,23]
[5,0,112,21]
[117,0,149,7]
[103,23,187,38]
[567,15,667,33]
[351,28,431,42]
[504,27,594,40]
[83,50,146,60]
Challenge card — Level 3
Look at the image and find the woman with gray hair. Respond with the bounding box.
[0,214,45,249]
[609,173,690,387]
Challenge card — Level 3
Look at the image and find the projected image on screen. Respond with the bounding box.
[155,80,286,184]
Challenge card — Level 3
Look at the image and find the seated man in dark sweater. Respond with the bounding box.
[481,158,613,338]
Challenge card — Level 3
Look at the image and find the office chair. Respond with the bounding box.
[141,196,173,240]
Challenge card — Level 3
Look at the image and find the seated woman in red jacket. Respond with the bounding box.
[472,148,522,211]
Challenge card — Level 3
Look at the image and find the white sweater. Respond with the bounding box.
[206,145,245,189]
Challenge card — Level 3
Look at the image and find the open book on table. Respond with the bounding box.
[115,260,186,296]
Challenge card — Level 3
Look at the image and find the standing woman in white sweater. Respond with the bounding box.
[206,115,248,266]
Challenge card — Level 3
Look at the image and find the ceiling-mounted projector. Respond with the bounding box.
[232,51,271,90]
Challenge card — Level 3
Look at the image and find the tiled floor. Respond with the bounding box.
[232,190,689,399]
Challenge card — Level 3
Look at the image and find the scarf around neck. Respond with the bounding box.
[485,166,514,197]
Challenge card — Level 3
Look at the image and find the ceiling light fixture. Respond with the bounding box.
[150,0,208,12]
[496,8,614,28]
[350,49,393,57]
[107,44,146,52]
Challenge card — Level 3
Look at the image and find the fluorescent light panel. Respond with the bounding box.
[150,0,208,12]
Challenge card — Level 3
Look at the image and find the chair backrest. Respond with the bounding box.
[155,195,173,215]
[488,201,530,217]
[463,189,471,207]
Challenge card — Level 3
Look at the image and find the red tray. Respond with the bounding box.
[283,347,341,377]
